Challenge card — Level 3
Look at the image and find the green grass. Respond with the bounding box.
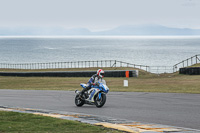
[0,67,200,93]
[188,63,200,67]
[0,111,121,133]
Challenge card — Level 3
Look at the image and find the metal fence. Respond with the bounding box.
[173,54,200,72]
[1,55,200,74]
[0,60,116,70]
[148,66,174,74]
[0,60,173,74]
[0,60,150,71]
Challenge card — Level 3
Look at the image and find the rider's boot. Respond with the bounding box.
[79,87,89,99]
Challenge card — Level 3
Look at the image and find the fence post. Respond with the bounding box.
[173,66,175,73]
[191,57,193,65]
[196,55,198,64]
[197,55,200,62]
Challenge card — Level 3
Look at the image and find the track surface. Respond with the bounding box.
[0,89,200,130]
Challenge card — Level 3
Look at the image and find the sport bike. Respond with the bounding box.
[75,81,109,108]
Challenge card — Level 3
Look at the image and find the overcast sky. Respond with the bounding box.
[0,0,200,31]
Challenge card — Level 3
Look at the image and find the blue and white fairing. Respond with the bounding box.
[80,82,109,102]
[80,83,87,89]
[91,83,109,93]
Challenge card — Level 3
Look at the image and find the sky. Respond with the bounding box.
[0,0,200,31]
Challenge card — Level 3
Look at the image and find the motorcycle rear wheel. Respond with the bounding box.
[94,93,106,108]
[75,95,84,107]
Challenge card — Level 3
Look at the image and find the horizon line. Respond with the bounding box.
[1,35,200,38]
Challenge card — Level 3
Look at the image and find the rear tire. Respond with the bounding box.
[75,95,84,107]
[94,93,106,108]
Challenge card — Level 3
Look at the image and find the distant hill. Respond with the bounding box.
[0,25,200,36]
[94,25,200,35]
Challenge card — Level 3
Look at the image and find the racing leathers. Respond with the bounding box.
[80,74,104,96]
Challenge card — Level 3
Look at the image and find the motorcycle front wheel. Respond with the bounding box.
[94,93,106,108]
[75,95,84,107]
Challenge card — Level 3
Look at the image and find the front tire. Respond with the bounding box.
[75,95,84,107]
[94,93,106,108]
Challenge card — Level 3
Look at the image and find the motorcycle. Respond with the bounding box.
[75,81,109,108]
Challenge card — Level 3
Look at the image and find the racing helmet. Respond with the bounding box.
[97,69,104,78]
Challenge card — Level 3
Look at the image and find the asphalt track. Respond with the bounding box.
[0,89,200,130]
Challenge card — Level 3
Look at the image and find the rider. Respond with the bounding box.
[80,69,105,98]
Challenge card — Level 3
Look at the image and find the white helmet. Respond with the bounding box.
[97,69,104,78]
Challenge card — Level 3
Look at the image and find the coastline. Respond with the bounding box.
[1,35,200,39]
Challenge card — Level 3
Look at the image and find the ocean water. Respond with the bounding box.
[0,36,200,67]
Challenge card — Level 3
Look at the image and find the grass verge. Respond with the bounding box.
[0,67,200,94]
[0,111,121,133]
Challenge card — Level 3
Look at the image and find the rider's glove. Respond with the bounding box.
[92,83,96,86]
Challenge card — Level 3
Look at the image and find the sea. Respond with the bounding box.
[0,36,200,67]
